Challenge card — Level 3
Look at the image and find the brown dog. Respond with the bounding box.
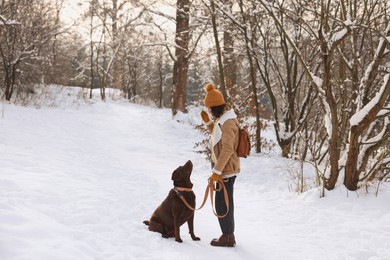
[143,160,200,243]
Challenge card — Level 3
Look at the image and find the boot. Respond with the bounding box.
[210,234,236,247]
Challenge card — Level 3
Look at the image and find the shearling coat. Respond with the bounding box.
[205,110,240,177]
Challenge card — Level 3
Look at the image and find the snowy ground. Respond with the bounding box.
[0,92,389,260]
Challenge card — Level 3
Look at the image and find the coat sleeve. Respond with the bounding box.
[212,120,237,174]
[205,121,214,132]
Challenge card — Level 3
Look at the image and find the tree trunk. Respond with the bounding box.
[172,0,190,115]
[158,58,163,108]
[210,0,227,101]
[89,2,94,99]
[222,0,236,102]
[223,28,236,100]
[344,129,360,190]
[4,66,16,101]
[111,0,120,89]
[344,25,390,191]
[322,44,340,191]
[129,63,137,100]
[344,76,390,190]
[239,0,261,153]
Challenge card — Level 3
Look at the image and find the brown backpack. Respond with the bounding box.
[236,125,251,158]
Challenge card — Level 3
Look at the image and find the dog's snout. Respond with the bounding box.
[186,160,193,167]
[185,160,193,171]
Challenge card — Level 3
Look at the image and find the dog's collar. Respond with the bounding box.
[174,186,192,192]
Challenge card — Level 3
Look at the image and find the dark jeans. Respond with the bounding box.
[215,176,236,235]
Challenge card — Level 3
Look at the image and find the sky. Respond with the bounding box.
[61,0,85,25]
[0,85,389,260]
[59,0,176,43]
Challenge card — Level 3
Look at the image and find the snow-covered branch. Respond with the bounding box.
[257,0,322,91]
[350,74,390,127]
[355,24,390,110]
[325,19,354,51]
[0,15,21,26]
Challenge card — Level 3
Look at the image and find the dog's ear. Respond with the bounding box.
[171,167,183,181]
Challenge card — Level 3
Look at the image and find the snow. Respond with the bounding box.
[344,19,355,27]
[1,91,390,260]
[0,15,20,26]
[328,28,348,49]
[326,19,355,50]
[310,73,323,89]
[350,74,390,126]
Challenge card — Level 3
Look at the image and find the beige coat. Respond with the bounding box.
[206,113,240,177]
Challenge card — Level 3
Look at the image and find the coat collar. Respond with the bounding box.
[217,109,237,125]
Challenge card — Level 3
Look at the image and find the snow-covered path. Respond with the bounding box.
[0,101,389,260]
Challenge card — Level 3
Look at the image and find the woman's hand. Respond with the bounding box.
[200,110,210,123]
[210,172,222,182]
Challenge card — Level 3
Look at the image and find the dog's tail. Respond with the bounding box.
[143,220,150,226]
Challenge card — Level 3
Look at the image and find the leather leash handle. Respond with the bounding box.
[209,179,230,218]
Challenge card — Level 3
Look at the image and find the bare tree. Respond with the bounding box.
[202,0,238,104]
[258,0,389,191]
[253,0,317,157]
[344,23,390,190]
[205,0,228,100]
[221,0,237,99]
[171,0,191,115]
[236,0,263,152]
[0,0,62,100]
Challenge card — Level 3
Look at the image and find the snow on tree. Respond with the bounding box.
[258,0,389,192]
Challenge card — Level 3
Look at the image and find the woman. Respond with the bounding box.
[200,83,240,247]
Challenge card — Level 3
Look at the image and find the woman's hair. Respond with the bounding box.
[210,104,226,119]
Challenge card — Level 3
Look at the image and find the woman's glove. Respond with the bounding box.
[200,110,210,123]
[210,172,222,182]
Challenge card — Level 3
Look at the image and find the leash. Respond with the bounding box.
[174,178,230,219]
[210,178,230,218]
[174,184,209,211]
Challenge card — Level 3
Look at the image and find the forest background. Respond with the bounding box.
[0,0,389,195]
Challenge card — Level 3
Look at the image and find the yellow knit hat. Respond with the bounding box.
[204,83,225,107]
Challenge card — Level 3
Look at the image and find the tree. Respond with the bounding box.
[210,0,268,153]
[237,0,263,152]
[207,0,228,100]
[221,0,237,98]
[255,1,316,158]
[258,0,390,191]
[202,0,238,103]
[171,0,191,115]
[0,0,62,101]
[343,23,390,190]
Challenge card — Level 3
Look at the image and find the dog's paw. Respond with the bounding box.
[175,238,183,243]
[192,236,200,241]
